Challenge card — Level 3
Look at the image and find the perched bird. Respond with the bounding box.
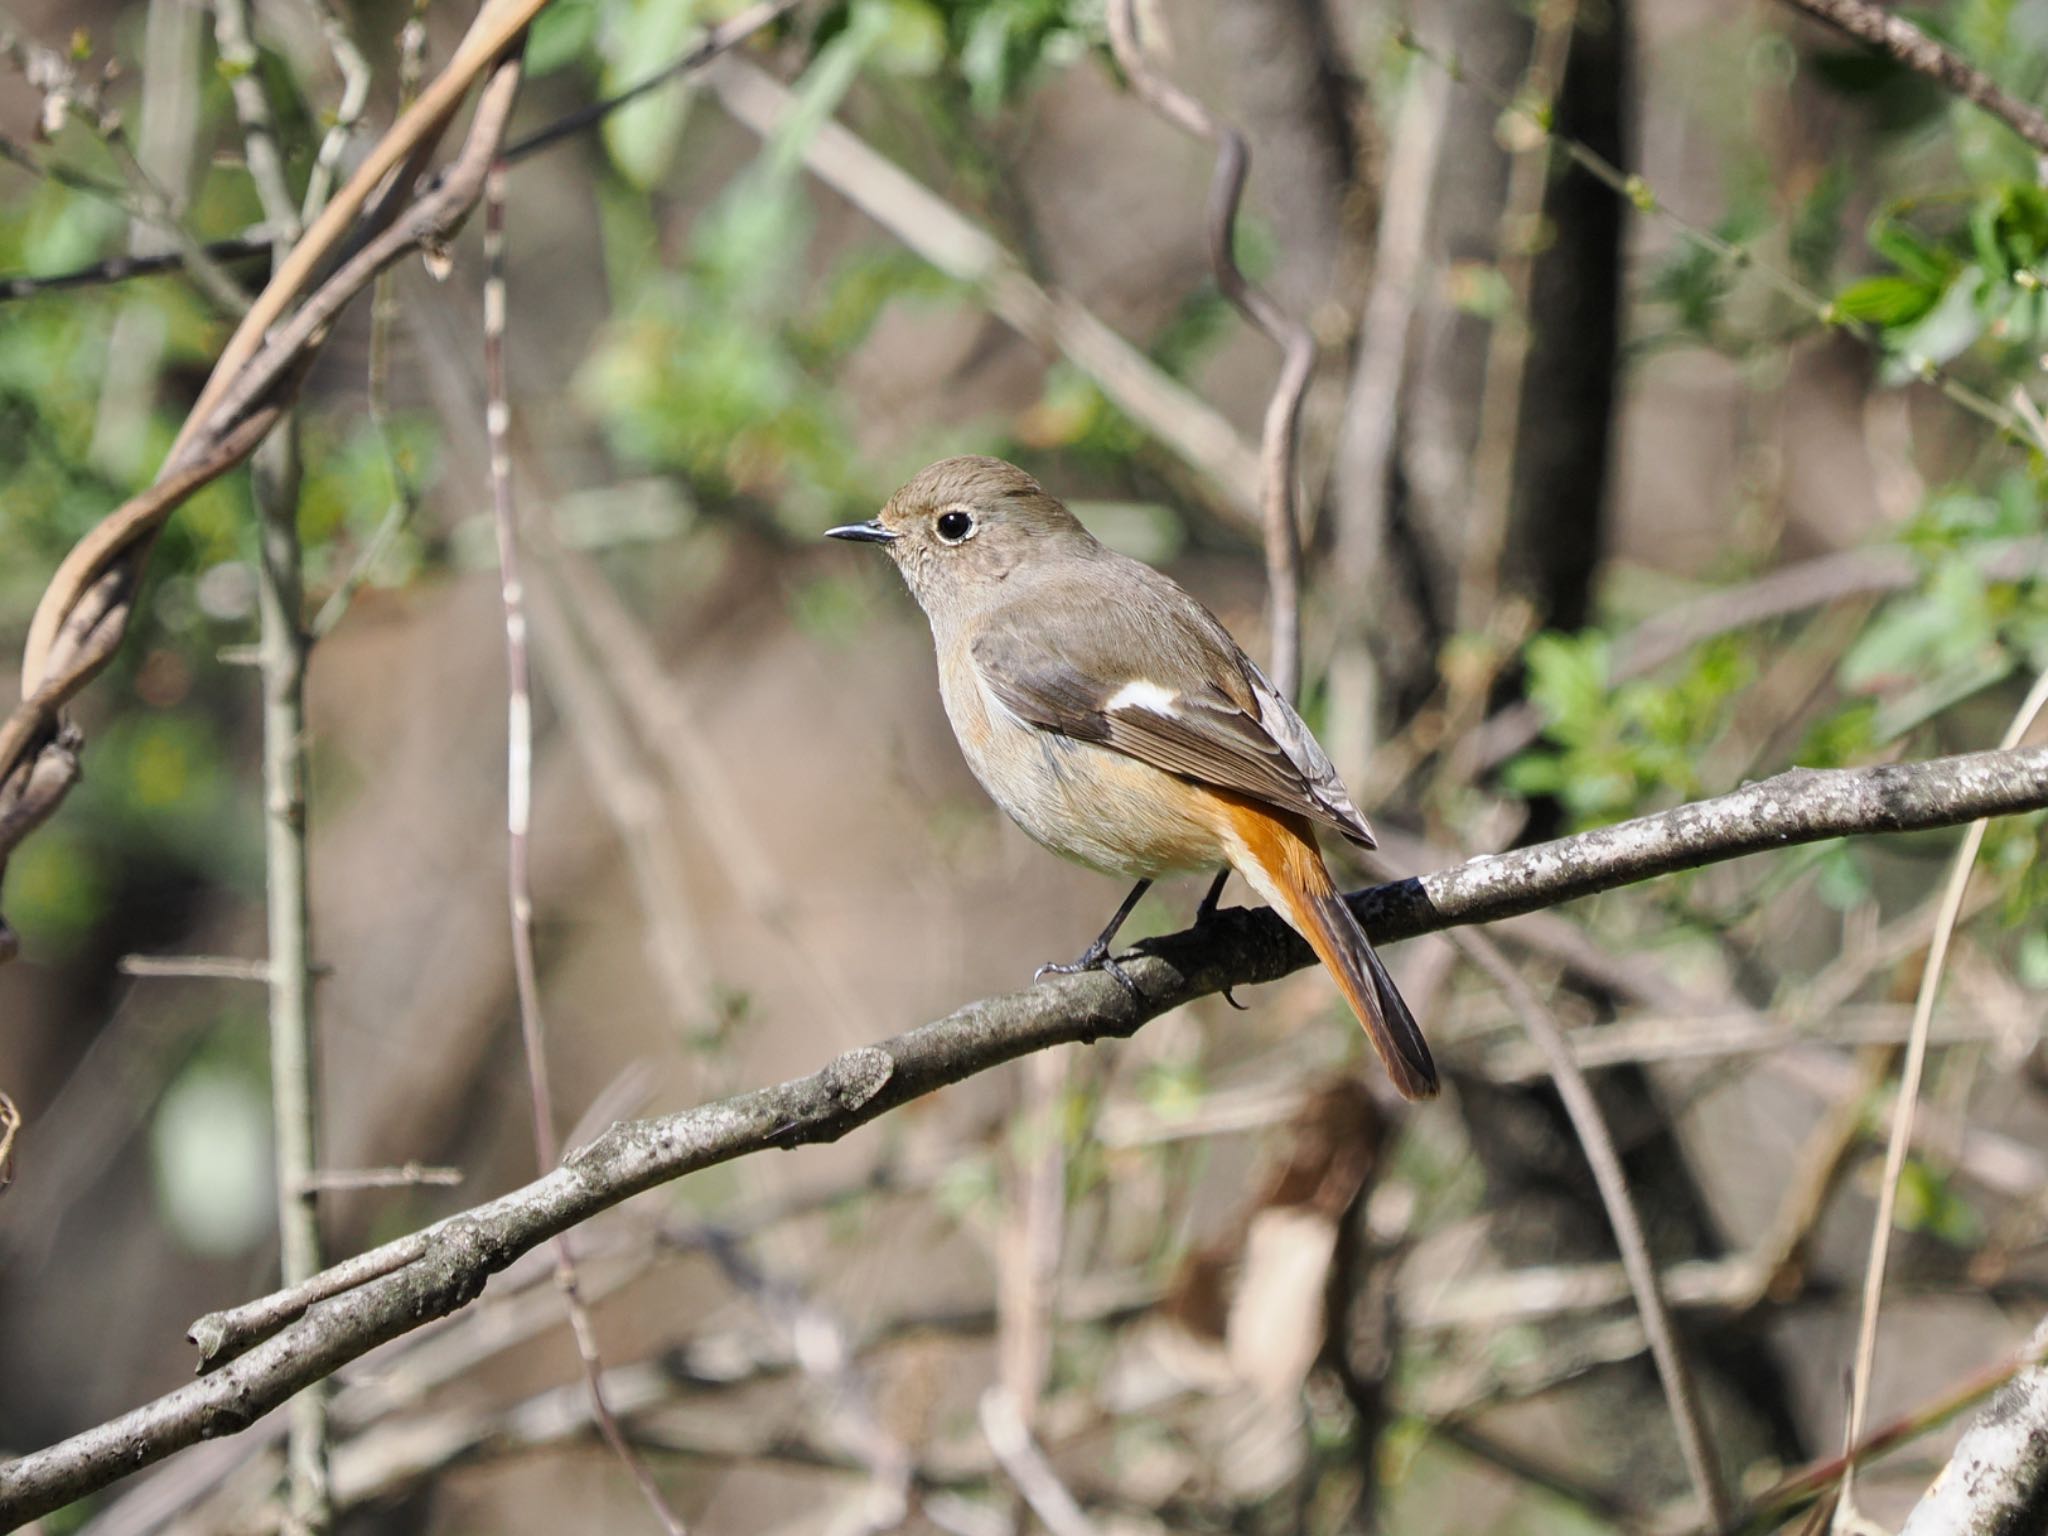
[828,456,1436,1100]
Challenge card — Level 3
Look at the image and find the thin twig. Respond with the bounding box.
[308,5,428,644]
[0,13,239,309]
[481,154,688,1536]
[979,1388,1097,1536]
[1469,538,2048,771]
[0,231,274,303]
[1455,0,1579,637]
[1458,932,1731,1531]
[522,567,712,1020]
[1326,62,1450,783]
[211,0,300,246]
[705,1235,914,1532]
[118,954,274,982]
[1730,1338,2045,1534]
[297,0,371,223]
[1838,668,2048,1530]
[502,0,801,162]
[296,1164,462,1192]
[1473,1002,2013,1080]
[0,1093,18,1193]
[998,1051,1069,1428]
[1392,27,2029,449]
[1104,0,1312,696]
[209,2,332,1521]
[0,2,784,306]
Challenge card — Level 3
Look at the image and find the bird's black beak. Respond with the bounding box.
[825,519,898,545]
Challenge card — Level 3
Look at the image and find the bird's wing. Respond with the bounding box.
[970,563,1376,846]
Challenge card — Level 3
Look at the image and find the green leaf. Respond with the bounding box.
[1894,1157,1984,1248]
[526,0,598,76]
[1840,560,1996,690]
[1500,752,1566,798]
[1832,274,1939,327]
[1883,265,1988,373]
[868,0,945,75]
[1870,217,1955,286]
[1524,631,1612,741]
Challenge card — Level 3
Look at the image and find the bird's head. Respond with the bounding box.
[826,455,1096,618]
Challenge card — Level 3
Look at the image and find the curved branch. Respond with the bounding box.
[1105,0,1315,696]
[3,745,2046,1526]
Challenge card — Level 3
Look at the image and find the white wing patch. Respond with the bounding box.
[1104,679,1179,714]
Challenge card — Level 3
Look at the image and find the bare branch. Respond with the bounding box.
[297,1165,462,1193]
[0,231,273,303]
[980,1389,1097,1536]
[1774,0,2048,155]
[0,1093,17,1194]
[118,954,275,982]
[504,0,801,162]
[297,0,371,222]
[1897,1319,2048,1536]
[1458,933,1730,1530]
[210,0,300,245]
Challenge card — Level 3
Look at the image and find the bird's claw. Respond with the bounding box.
[1035,947,1143,1005]
[1192,871,1245,1009]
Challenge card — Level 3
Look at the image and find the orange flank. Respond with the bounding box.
[1201,792,1439,1101]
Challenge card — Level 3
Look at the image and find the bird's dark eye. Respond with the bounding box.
[935,509,975,543]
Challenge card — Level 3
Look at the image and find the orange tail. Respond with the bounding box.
[1207,794,1438,1101]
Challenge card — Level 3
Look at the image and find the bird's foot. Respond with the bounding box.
[1190,869,1248,1011]
[1035,940,1143,1005]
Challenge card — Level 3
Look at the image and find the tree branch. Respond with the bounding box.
[1774,0,2048,155]
[1897,1319,2048,1536]
[1,748,2046,1523]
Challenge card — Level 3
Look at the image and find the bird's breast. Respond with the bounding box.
[937,643,1224,880]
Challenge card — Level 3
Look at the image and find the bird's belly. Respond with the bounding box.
[964,720,1223,879]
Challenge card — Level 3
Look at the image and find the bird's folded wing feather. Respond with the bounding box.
[969,584,1376,847]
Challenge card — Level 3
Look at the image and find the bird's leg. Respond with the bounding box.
[1036,878,1151,1002]
[1191,868,1247,1010]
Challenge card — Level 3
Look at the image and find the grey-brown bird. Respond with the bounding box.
[829,456,1436,1100]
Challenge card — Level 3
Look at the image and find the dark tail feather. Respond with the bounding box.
[1217,796,1440,1100]
[1355,919,1437,1098]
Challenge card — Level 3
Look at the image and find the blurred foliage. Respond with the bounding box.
[1504,633,1753,824]
[1513,0,2048,988]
